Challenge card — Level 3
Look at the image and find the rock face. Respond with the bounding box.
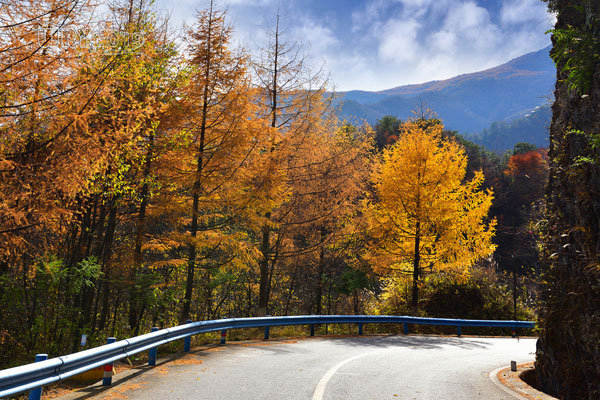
[536,2,600,399]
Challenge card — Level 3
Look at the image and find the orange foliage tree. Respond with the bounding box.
[504,149,548,205]
[173,1,274,321]
[0,0,113,267]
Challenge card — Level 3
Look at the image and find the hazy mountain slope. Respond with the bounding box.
[337,46,555,136]
[473,104,551,152]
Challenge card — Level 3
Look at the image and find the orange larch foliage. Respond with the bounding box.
[505,149,549,179]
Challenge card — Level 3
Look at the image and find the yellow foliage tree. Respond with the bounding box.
[364,117,496,312]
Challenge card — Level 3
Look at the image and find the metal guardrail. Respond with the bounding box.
[0,315,535,398]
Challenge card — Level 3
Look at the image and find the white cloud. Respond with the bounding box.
[429,30,457,53]
[378,18,422,64]
[500,0,552,25]
[397,0,436,18]
[439,1,501,52]
[360,0,553,90]
[444,1,489,30]
[327,52,376,92]
[351,0,402,32]
[293,20,339,58]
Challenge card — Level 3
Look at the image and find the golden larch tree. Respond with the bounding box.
[364,117,496,312]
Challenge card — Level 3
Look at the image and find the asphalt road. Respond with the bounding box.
[59,335,536,400]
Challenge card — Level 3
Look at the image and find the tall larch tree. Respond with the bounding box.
[251,11,336,315]
[177,1,270,322]
[363,117,496,312]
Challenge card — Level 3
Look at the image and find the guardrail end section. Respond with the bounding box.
[27,354,48,400]
[103,337,117,386]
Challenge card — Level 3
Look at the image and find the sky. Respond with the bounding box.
[155,0,556,91]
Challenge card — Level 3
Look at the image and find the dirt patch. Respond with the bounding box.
[204,347,223,352]
[101,381,147,400]
[43,383,90,399]
[170,356,203,365]
[240,340,298,347]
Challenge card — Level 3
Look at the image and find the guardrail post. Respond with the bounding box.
[148,327,159,366]
[310,324,315,337]
[358,323,363,336]
[264,326,270,340]
[403,323,409,335]
[184,320,192,352]
[457,326,462,337]
[220,329,227,344]
[28,354,48,400]
[512,327,517,338]
[103,337,116,386]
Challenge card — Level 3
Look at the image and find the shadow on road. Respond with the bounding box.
[55,345,230,399]
[319,334,494,351]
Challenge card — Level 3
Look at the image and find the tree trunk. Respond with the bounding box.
[257,224,270,316]
[315,243,325,315]
[129,131,154,334]
[411,221,421,313]
[97,203,117,332]
[257,11,280,317]
[182,2,214,322]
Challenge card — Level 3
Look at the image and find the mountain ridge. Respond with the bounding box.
[336,46,555,141]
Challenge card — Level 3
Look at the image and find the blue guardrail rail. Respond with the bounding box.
[0,315,535,399]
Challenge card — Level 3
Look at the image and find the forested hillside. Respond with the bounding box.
[474,105,551,152]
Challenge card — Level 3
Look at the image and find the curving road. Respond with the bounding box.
[58,335,536,400]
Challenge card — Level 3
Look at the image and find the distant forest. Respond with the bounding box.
[473,105,551,152]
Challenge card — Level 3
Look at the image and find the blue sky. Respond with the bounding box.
[156,0,556,91]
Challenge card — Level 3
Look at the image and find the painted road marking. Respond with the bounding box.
[312,351,381,400]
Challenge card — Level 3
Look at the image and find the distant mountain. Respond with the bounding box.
[337,46,555,147]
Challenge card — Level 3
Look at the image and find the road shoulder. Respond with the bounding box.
[489,362,557,400]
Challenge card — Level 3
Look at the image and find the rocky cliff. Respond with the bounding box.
[536,1,600,399]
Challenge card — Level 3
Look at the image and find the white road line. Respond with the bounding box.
[312,351,380,400]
